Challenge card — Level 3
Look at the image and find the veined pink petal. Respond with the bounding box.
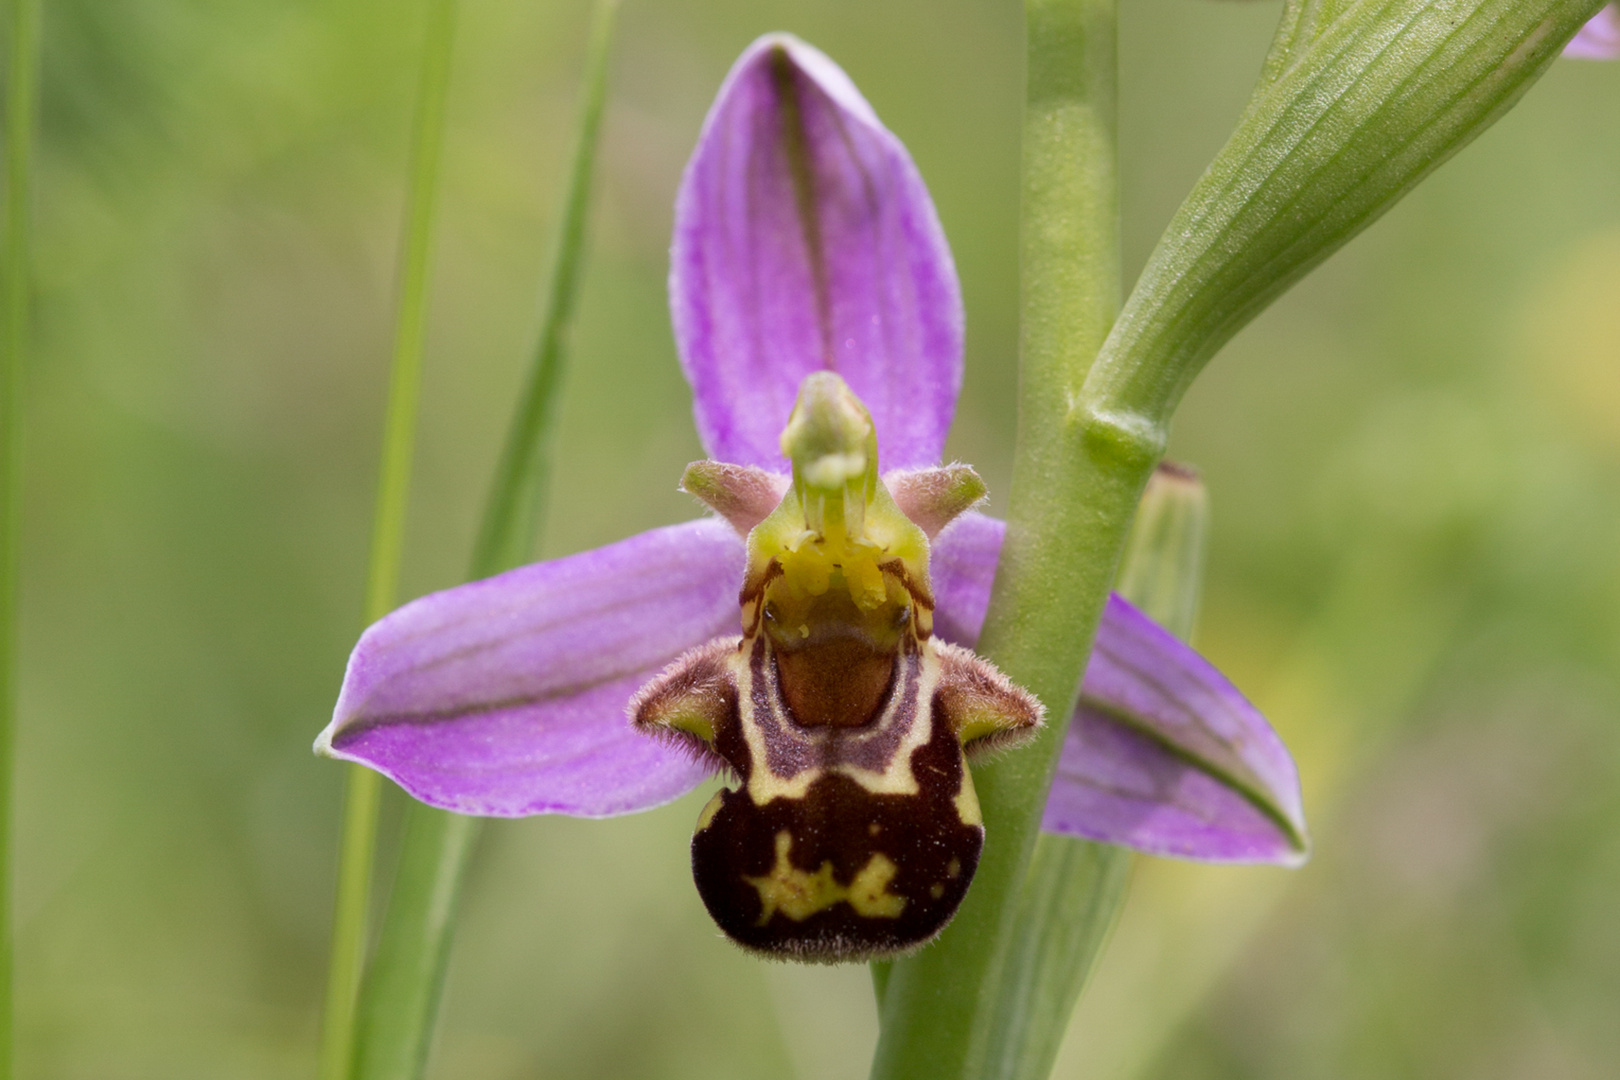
[1048,596,1309,865]
[930,510,1002,647]
[315,520,744,817]
[931,513,1307,864]
[671,33,963,473]
[1565,4,1620,59]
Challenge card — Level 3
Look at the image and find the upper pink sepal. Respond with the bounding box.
[670,34,964,473]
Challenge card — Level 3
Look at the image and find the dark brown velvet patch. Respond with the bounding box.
[691,701,981,962]
[739,634,925,782]
[773,638,895,728]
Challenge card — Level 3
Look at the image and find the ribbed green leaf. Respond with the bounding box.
[350,3,621,1079]
[1086,0,1606,434]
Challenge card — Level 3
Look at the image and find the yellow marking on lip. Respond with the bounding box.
[730,604,949,806]
[745,767,818,805]
[695,790,725,833]
[746,831,907,924]
[953,757,983,827]
[847,853,905,918]
[727,649,822,805]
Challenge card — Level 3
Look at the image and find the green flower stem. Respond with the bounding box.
[869,960,890,1007]
[0,2,39,1076]
[869,0,1125,1075]
[979,466,1209,1080]
[872,2,1599,1074]
[318,0,459,1076]
[351,4,620,1079]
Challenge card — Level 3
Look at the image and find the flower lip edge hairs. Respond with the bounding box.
[314,32,1308,963]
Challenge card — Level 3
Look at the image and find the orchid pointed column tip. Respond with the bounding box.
[781,371,876,491]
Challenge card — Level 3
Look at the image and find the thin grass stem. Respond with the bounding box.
[350,4,620,1078]
[0,2,40,1076]
[470,0,620,577]
[318,0,459,1076]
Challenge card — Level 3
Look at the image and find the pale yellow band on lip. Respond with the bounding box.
[732,639,946,806]
[745,830,907,924]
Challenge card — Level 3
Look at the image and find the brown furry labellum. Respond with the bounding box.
[631,463,1042,962]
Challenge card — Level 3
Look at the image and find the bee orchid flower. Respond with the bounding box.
[315,34,1307,962]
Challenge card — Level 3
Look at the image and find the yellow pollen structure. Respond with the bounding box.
[745,831,906,924]
[774,531,890,613]
[746,372,934,649]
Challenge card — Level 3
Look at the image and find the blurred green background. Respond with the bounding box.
[12,0,1620,1077]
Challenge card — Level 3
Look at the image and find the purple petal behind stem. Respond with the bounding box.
[931,513,1307,864]
[1049,595,1308,865]
[1565,4,1620,59]
[316,519,744,817]
[930,510,1002,647]
[671,33,963,472]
